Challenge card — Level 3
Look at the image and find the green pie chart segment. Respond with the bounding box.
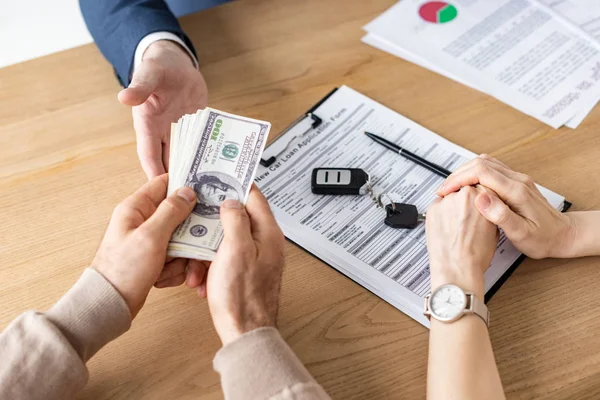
[438,5,458,23]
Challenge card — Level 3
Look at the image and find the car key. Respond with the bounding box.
[384,203,426,229]
[311,168,371,195]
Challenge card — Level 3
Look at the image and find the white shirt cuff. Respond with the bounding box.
[133,31,199,74]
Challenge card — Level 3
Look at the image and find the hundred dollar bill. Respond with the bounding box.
[167,108,270,260]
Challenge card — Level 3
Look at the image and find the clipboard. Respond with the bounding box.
[259,87,572,305]
[260,88,339,167]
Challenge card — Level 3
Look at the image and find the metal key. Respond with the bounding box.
[384,203,426,229]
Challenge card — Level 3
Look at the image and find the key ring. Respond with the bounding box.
[377,193,396,213]
[364,173,396,213]
[365,177,379,206]
[357,171,396,213]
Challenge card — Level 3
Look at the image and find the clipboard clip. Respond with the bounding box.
[260,113,322,167]
[260,88,339,167]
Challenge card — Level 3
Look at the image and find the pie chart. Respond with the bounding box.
[419,1,458,24]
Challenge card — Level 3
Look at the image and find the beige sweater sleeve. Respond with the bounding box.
[213,327,331,400]
[0,268,131,400]
[0,268,329,400]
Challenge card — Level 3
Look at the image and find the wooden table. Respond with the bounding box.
[2,0,600,398]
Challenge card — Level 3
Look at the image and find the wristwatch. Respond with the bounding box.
[424,284,490,327]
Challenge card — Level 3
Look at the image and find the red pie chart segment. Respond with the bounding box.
[419,2,447,23]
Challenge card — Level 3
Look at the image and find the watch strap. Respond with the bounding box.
[465,293,490,327]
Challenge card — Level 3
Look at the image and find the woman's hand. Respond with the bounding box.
[427,185,498,299]
[91,175,197,318]
[185,186,286,346]
[426,185,506,400]
[436,155,575,259]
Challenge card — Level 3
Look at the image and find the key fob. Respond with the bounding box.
[384,203,422,229]
[311,168,370,195]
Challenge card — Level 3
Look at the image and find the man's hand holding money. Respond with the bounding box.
[91,175,198,318]
[184,187,286,345]
[91,176,286,342]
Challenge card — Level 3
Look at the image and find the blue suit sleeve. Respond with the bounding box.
[79,0,198,87]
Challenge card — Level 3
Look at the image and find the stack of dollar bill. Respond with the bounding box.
[167,108,270,261]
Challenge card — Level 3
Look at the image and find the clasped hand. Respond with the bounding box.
[426,186,498,299]
[427,154,577,296]
[436,155,575,259]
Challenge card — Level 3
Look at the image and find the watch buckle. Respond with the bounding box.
[423,294,432,319]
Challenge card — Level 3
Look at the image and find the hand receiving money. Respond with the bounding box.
[166,108,271,260]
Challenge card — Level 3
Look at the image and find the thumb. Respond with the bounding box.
[219,200,253,244]
[475,192,525,235]
[143,186,196,242]
[118,61,162,106]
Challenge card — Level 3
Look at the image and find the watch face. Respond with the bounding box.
[429,284,467,322]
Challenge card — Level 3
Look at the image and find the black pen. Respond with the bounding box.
[364,131,451,178]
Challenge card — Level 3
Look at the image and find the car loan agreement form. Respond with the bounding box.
[254,86,565,327]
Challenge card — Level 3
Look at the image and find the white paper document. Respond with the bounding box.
[364,0,600,128]
[541,0,600,127]
[362,27,589,129]
[255,86,565,326]
[541,0,600,42]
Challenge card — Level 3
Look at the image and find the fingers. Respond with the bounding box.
[119,60,166,179]
[155,258,208,289]
[112,175,169,229]
[438,155,533,198]
[132,174,169,206]
[478,154,510,169]
[245,186,283,243]
[440,163,514,197]
[141,186,197,243]
[155,273,186,288]
[188,259,209,299]
[197,282,207,298]
[185,259,208,288]
[118,60,162,106]
[219,199,254,244]
[438,162,534,207]
[155,258,187,288]
[137,133,166,179]
[475,191,526,236]
[448,154,507,178]
[162,140,170,173]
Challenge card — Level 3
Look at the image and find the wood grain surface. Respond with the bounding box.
[2,0,600,399]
